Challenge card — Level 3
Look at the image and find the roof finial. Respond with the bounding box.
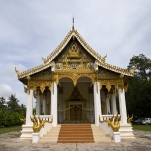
[72,15,74,30]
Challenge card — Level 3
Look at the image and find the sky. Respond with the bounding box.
[0,0,151,106]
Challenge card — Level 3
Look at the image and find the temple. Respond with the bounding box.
[16,25,135,143]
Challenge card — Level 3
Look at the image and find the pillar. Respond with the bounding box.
[36,93,41,115]
[58,87,63,123]
[118,88,127,124]
[43,96,46,115]
[26,89,33,125]
[93,81,102,126]
[106,93,111,114]
[51,82,57,127]
[111,93,117,115]
[89,86,94,123]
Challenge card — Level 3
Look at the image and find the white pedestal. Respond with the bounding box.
[113,132,121,142]
[119,124,135,139]
[32,133,40,143]
[20,125,33,139]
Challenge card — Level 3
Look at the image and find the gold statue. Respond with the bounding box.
[30,113,53,133]
[127,114,133,124]
[99,111,121,132]
[67,44,81,59]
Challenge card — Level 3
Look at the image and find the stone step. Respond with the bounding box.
[39,124,112,143]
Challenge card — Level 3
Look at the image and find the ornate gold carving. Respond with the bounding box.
[98,68,119,79]
[99,112,121,132]
[100,80,117,91]
[58,73,95,86]
[28,81,51,93]
[30,114,53,133]
[127,114,133,124]
[31,70,52,81]
[117,78,124,89]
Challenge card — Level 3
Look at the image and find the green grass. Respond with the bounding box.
[0,126,21,134]
[133,124,151,132]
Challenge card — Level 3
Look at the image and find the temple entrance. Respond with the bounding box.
[58,77,95,124]
[70,104,82,122]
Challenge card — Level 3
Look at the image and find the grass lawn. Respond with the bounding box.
[133,124,151,132]
[0,126,21,134]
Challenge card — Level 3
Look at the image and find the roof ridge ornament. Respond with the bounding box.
[72,16,74,30]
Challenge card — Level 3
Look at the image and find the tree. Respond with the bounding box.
[126,54,151,118]
[7,95,20,112]
[0,96,6,108]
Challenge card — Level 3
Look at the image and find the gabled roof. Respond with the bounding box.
[15,27,135,79]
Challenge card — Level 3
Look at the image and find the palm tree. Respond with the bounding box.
[7,95,20,111]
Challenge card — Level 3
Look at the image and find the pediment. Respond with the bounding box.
[54,38,95,73]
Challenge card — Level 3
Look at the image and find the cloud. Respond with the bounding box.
[0,0,151,105]
[0,83,14,98]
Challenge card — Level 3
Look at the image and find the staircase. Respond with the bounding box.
[39,125,61,143]
[58,124,94,143]
[39,124,112,143]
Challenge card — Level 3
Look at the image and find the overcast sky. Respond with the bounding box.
[0,0,151,106]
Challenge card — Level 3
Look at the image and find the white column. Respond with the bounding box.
[89,86,94,123]
[51,82,57,127]
[43,96,46,115]
[58,87,63,123]
[26,89,33,125]
[36,94,41,115]
[106,94,111,115]
[111,93,117,115]
[118,88,127,124]
[93,81,102,126]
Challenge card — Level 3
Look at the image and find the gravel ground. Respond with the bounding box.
[0,130,151,151]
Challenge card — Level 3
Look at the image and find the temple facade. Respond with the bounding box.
[16,26,134,142]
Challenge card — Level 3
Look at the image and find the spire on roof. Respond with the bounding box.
[72,15,74,30]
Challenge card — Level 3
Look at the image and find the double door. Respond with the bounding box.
[70,104,83,122]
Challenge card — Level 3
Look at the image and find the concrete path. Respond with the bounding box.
[0,129,151,151]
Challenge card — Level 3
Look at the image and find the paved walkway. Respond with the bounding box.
[0,130,151,151]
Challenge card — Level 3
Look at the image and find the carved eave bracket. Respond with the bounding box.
[99,78,124,92]
[28,81,51,93]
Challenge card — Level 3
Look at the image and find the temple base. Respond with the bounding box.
[20,125,33,139]
[119,124,135,139]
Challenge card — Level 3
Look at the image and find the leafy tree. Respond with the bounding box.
[126,54,151,118]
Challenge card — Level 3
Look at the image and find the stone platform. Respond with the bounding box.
[0,129,151,151]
